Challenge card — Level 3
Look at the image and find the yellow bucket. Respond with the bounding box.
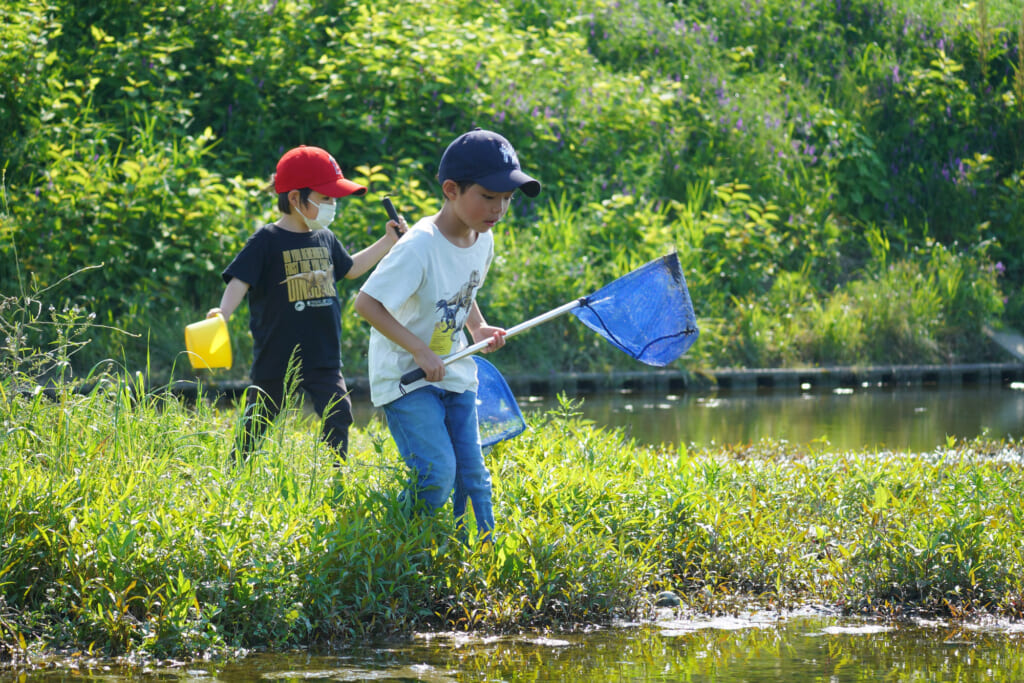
[184,313,232,370]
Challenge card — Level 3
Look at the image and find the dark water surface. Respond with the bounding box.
[354,382,1024,453]
[509,383,1024,452]
[16,612,1024,681]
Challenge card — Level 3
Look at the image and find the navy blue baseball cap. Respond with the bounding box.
[438,129,541,197]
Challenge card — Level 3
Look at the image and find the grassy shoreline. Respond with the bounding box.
[3,375,1023,663]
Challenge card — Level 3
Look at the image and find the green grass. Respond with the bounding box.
[3,262,1023,666]
[3,366,1024,661]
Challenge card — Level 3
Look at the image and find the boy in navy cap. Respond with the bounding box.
[355,129,540,542]
[210,145,405,464]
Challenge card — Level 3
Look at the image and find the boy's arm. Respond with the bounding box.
[208,277,250,320]
[465,300,507,353]
[354,290,447,382]
[345,219,406,280]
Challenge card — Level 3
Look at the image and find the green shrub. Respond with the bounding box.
[1,0,1021,379]
[720,236,1003,367]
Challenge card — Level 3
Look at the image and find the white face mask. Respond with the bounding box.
[300,197,336,230]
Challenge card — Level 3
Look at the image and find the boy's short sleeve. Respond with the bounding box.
[360,235,425,312]
[330,236,354,281]
[222,228,269,286]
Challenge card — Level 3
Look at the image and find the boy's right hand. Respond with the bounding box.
[206,307,222,319]
[382,196,407,240]
[412,347,446,382]
[386,217,408,241]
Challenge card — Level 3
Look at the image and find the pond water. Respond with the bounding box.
[507,383,1024,452]
[352,382,1024,453]
[18,611,1024,681]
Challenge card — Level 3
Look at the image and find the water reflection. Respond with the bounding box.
[225,617,1024,682]
[513,384,1024,452]
[24,613,1024,681]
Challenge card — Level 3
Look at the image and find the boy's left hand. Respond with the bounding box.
[472,326,507,353]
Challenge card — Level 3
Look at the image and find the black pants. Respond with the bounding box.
[233,368,353,463]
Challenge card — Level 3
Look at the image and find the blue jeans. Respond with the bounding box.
[383,386,495,538]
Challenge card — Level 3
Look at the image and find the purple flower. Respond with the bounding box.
[995,262,1006,274]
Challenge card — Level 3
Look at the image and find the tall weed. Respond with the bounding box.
[3,303,1024,658]
[719,237,1003,367]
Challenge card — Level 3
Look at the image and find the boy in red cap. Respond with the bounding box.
[355,129,540,541]
[209,145,406,464]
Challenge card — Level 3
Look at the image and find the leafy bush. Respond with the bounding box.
[719,233,1004,367]
[22,122,257,308]
[0,0,1021,381]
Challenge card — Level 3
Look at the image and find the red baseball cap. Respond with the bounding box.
[273,146,367,197]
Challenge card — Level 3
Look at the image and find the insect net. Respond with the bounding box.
[474,356,526,448]
[570,252,699,367]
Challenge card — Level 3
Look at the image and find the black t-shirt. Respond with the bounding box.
[222,224,354,380]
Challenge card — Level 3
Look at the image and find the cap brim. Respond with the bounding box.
[313,177,368,198]
[476,169,541,198]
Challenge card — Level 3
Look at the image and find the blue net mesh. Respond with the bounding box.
[571,253,699,366]
[474,356,526,448]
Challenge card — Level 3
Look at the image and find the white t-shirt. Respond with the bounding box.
[360,217,494,406]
